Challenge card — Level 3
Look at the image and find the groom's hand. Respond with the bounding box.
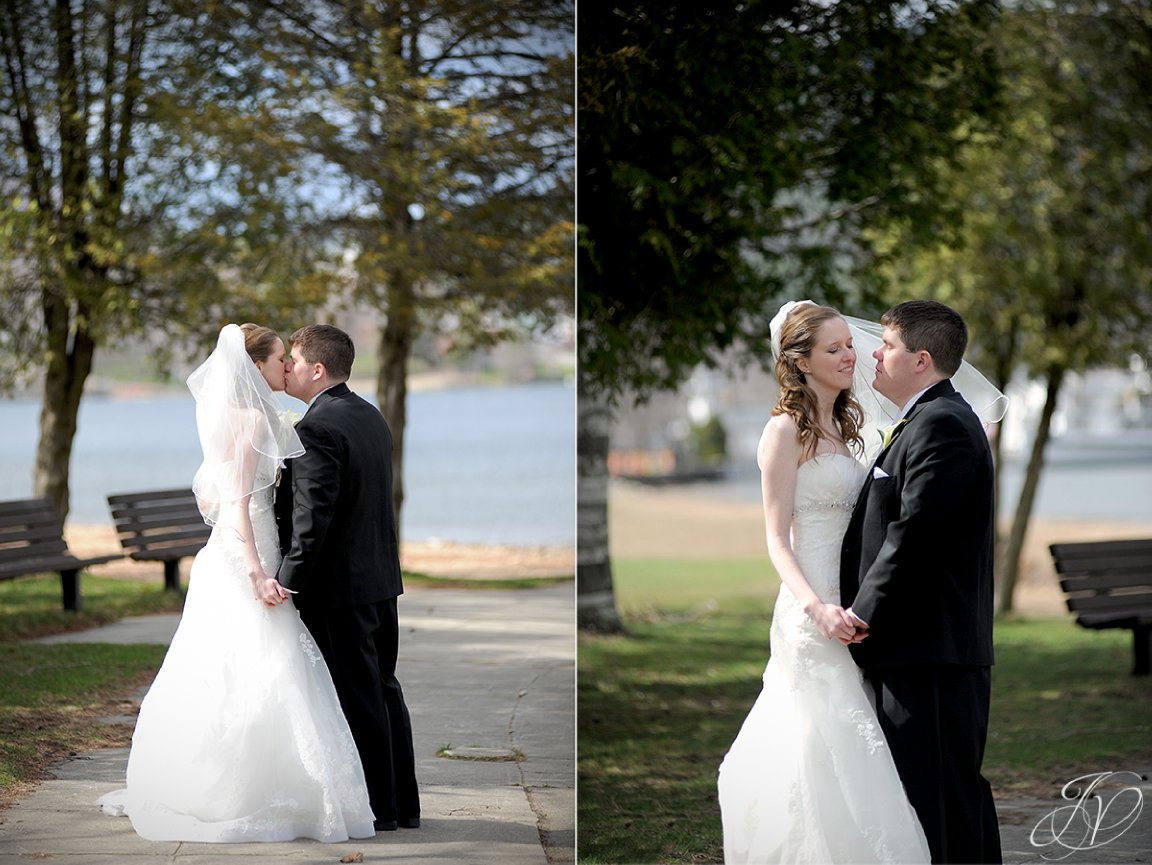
[843,608,870,643]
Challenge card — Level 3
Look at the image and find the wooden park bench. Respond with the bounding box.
[107,488,211,591]
[1050,539,1152,676]
[0,498,123,611]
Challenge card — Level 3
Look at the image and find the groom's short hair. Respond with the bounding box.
[882,300,967,377]
[290,324,355,381]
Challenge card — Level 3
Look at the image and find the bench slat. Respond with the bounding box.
[0,553,121,577]
[1066,593,1152,613]
[130,543,212,562]
[107,487,202,506]
[1060,572,1152,593]
[110,500,203,520]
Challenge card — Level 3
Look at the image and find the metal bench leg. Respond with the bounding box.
[163,559,181,592]
[61,569,81,612]
[1134,626,1151,677]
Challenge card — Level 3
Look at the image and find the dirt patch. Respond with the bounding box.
[63,523,574,582]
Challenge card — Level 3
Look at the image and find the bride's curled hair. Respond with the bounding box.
[772,304,864,457]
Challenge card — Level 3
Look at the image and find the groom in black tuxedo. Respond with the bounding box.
[272,324,420,833]
[840,301,1001,864]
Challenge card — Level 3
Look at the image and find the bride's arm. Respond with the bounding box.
[226,413,285,605]
[758,415,857,643]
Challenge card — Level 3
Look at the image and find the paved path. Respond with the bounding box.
[997,769,1152,865]
[0,584,574,865]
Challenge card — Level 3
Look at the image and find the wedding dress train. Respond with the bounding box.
[718,454,930,863]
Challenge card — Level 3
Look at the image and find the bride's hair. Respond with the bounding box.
[772,304,864,457]
[239,323,281,364]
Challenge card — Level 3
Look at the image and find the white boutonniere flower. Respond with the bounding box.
[880,418,908,449]
[278,409,303,427]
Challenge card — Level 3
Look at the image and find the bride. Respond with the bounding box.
[718,300,1007,862]
[98,323,375,843]
[717,301,927,863]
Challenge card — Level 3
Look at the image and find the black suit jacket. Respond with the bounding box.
[275,383,404,609]
[839,379,996,668]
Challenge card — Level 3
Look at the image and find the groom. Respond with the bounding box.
[839,301,1001,863]
[271,324,420,833]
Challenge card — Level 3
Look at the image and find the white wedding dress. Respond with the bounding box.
[718,454,930,864]
[98,486,375,842]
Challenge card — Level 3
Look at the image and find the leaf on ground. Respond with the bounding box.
[339,853,364,863]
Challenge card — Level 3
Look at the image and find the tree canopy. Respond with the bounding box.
[578,0,1002,402]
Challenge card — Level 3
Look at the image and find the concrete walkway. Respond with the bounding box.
[997,769,1152,865]
[0,584,574,865]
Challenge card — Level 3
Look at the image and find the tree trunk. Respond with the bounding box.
[377,278,416,538]
[996,365,1066,615]
[33,291,96,524]
[576,377,624,633]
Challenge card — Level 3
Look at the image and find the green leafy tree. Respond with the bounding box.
[577,0,1002,631]
[880,0,1152,613]
[0,0,329,522]
[0,0,161,521]
[194,0,575,532]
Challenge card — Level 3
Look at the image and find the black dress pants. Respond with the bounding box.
[867,664,1001,864]
[302,598,420,824]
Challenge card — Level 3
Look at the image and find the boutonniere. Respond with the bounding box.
[880,418,908,449]
[277,409,302,427]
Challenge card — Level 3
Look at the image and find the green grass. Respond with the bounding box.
[402,571,574,590]
[0,573,184,807]
[0,573,187,643]
[578,557,1152,865]
[0,643,168,798]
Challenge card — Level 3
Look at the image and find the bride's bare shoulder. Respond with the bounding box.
[757,413,801,469]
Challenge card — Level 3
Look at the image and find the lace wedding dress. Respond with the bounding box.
[98,484,375,842]
[718,454,930,863]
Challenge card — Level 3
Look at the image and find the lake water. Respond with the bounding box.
[0,381,575,547]
[707,435,1152,524]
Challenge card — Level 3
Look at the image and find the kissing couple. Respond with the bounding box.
[719,299,1008,864]
[100,323,420,841]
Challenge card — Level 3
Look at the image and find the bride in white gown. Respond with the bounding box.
[718,302,930,863]
[98,323,375,843]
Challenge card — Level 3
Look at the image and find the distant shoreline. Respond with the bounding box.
[4,369,574,403]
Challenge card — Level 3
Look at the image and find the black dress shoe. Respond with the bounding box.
[398,816,420,829]
[373,819,398,832]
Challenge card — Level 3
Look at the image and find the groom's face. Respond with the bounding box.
[873,326,921,407]
[285,344,323,401]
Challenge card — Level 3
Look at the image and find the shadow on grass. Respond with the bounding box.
[579,608,1152,865]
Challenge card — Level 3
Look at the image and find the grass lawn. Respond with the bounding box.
[0,574,185,809]
[578,557,1152,865]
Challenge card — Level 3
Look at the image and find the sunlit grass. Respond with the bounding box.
[0,573,186,643]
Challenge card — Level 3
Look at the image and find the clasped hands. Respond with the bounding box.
[251,570,291,606]
[807,602,869,645]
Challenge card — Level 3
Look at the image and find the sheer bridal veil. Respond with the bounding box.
[186,324,304,526]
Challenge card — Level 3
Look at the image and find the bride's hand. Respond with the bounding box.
[806,602,858,644]
[250,568,288,605]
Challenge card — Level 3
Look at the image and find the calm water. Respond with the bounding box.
[0,382,575,547]
[708,441,1152,523]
